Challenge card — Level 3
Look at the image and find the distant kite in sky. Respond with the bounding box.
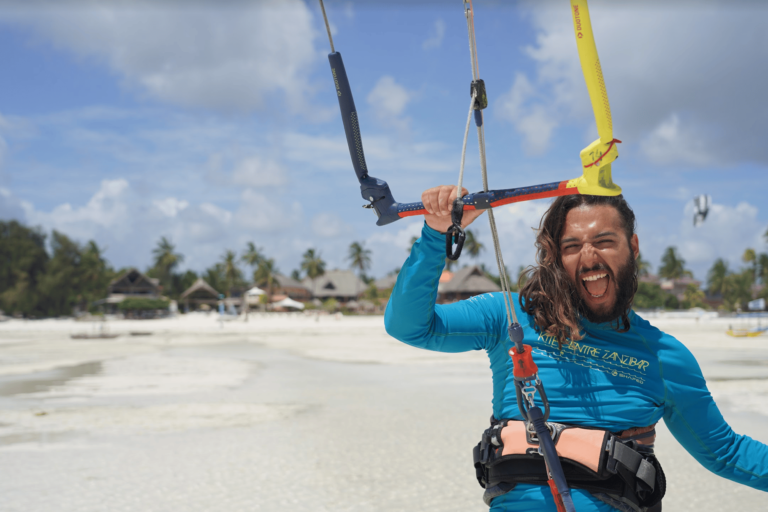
[693,195,711,227]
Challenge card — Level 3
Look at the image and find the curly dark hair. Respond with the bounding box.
[518,194,638,346]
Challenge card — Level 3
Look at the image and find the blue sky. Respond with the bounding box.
[0,0,766,283]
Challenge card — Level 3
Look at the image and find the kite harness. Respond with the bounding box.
[319,1,664,510]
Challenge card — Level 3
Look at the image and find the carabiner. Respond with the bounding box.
[445,197,466,260]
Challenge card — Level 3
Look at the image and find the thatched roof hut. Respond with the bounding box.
[180,278,220,310]
[302,269,365,302]
[438,265,500,303]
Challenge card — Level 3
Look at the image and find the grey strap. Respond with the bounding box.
[612,441,656,491]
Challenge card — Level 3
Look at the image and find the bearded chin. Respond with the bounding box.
[573,253,637,325]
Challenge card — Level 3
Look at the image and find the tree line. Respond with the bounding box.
[2,218,766,318]
[0,219,376,317]
[633,236,768,310]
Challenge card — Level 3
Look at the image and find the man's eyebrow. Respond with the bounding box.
[560,231,619,244]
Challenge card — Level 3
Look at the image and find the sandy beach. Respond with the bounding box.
[1,312,767,511]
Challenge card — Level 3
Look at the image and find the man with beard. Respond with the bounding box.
[385,186,768,512]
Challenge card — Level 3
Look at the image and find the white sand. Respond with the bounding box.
[0,312,766,511]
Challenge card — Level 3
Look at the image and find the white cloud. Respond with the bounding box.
[236,188,301,233]
[635,198,765,281]
[153,197,189,218]
[311,212,353,238]
[0,134,6,166]
[491,201,551,271]
[497,74,559,155]
[1,0,319,113]
[365,219,425,274]
[367,75,412,133]
[677,200,763,267]
[422,19,446,50]
[24,179,130,240]
[640,114,714,166]
[500,1,768,165]
[0,187,28,221]
[231,157,287,187]
[199,202,232,226]
[282,131,453,175]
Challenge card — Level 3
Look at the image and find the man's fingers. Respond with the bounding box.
[421,186,441,215]
[421,185,471,217]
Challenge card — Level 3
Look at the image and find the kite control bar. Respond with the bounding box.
[327,52,620,227]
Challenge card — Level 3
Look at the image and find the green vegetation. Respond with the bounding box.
[118,298,171,311]
[658,247,693,279]
[706,248,768,311]
[348,241,371,278]
[301,248,326,290]
[464,229,484,259]
[0,221,114,317]
[4,216,767,318]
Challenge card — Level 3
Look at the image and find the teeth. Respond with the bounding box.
[582,273,607,282]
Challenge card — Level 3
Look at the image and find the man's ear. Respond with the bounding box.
[630,234,639,260]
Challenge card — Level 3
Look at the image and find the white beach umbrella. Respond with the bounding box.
[273,297,305,310]
[246,286,266,296]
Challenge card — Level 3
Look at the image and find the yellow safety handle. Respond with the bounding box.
[566,0,621,196]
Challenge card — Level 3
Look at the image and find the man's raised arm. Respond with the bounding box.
[384,186,504,353]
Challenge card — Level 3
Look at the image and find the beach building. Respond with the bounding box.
[374,274,398,293]
[179,278,220,312]
[96,268,162,313]
[437,265,500,303]
[272,274,311,301]
[641,274,702,302]
[302,269,365,303]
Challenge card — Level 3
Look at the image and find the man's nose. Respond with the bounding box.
[580,243,599,263]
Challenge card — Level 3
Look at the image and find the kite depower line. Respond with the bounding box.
[319,1,620,511]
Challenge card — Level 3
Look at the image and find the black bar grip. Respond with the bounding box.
[327,52,369,183]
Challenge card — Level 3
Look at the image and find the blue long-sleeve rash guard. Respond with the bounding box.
[384,223,768,511]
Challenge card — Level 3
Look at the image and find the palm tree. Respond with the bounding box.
[658,247,689,279]
[758,253,768,285]
[464,229,484,259]
[706,258,730,296]
[221,250,242,297]
[253,258,278,300]
[151,237,183,289]
[241,242,265,270]
[743,248,757,285]
[348,242,372,297]
[301,248,326,295]
[723,271,753,311]
[348,241,372,277]
[636,252,652,277]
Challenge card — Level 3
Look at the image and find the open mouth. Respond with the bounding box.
[581,272,610,298]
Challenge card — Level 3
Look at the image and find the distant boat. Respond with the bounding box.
[726,327,767,338]
[129,331,153,336]
[70,333,120,339]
